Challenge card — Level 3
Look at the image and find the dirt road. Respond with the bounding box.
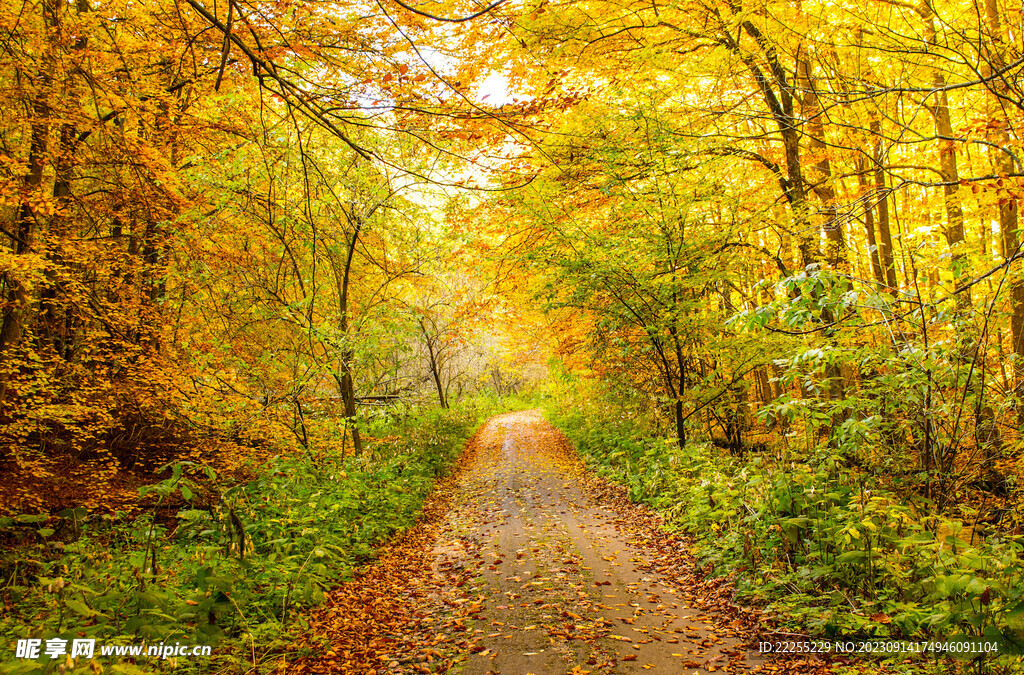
[294,410,831,674]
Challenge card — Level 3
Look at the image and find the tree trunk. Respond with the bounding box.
[920,3,970,306]
[800,58,844,267]
[338,213,363,455]
[981,0,1024,428]
[420,320,448,408]
[0,0,63,365]
[0,109,45,356]
[674,397,686,448]
[858,155,886,288]
[871,119,899,294]
[339,364,361,454]
[0,1,55,403]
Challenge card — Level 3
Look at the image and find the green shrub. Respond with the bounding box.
[546,395,1024,670]
[0,399,490,672]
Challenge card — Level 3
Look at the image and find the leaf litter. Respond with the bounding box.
[290,410,837,674]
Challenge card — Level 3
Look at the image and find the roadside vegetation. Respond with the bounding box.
[0,399,503,673]
[546,380,1024,674]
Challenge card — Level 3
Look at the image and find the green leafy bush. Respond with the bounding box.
[0,399,490,672]
[547,394,1024,671]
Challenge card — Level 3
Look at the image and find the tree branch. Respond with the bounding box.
[388,0,507,23]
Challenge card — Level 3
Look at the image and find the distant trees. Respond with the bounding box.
[496,100,772,448]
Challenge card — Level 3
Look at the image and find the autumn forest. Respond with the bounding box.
[1,0,1024,671]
